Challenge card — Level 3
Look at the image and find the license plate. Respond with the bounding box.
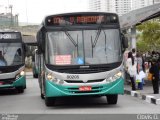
[79,86,92,91]
[0,82,3,85]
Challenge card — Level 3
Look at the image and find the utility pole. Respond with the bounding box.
[9,5,13,27]
[15,14,19,26]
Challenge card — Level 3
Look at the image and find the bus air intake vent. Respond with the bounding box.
[64,79,104,83]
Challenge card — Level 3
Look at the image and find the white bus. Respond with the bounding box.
[0,31,26,93]
[37,12,128,106]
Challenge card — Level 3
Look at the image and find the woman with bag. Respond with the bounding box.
[126,52,137,91]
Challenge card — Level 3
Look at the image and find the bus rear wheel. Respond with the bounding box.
[106,94,118,104]
[45,97,55,106]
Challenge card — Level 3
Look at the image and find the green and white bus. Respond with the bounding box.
[0,31,26,93]
[37,12,128,106]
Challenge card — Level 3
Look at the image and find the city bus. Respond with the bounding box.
[32,49,38,78]
[37,12,128,106]
[0,31,26,93]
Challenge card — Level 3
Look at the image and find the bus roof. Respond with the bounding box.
[44,12,118,18]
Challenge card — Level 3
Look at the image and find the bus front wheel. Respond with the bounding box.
[106,94,118,104]
[45,97,55,106]
[16,87,24,93]
[40,89,45,99]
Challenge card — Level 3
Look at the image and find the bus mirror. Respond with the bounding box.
[23,43,28,56]
[122,34,128,48]
[37,28,45,53]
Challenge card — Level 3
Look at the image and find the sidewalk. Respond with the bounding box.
[124,82,160,105]
[26,72,33,76]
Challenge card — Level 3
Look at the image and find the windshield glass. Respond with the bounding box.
[0,43,23,66]
[46,29,122,65]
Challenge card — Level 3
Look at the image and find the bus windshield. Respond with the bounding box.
[46,29,122,66]
[0,43,23,66]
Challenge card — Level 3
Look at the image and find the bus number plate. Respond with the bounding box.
[79,86,92,91]
[0,82,3,85]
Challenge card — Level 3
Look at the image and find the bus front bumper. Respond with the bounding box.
[45,78,124,97]
[0,76,26,89]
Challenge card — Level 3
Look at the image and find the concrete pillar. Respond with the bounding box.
[131,26,136,49]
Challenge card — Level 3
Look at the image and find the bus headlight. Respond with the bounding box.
[47,73,54,80]
[16,71,25,79]
[47,73,58,83]
[20,71,25,76]
[106,72,122,83]
[58,80,64,85]
[16,74,20,79]
[46,73,64,85]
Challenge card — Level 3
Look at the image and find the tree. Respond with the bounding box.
[137,21,160,51]
[136,39,149,53]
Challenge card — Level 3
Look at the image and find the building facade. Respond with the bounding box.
[0,13,18,27]
[89,0,160,16]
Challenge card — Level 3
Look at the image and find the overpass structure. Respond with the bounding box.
[119,3,160,49]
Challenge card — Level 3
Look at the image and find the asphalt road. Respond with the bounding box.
[0,74,160,114]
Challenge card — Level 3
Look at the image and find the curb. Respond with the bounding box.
[124,89,160,105]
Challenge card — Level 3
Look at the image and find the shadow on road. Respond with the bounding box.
[0,88,21,96]
[46,96,119,109]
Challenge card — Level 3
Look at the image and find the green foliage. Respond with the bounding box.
[136,21,160,51]
[136,40,149,52]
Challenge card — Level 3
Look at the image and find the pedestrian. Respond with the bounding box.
[136,52,145,90]
[0,51,7,66]
[132,48,136,58]
[126,52,137,90]
[149,58,159,94]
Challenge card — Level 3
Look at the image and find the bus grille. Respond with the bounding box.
[64,79,104,83]
[56,68,109,74]
[0,78,15,85]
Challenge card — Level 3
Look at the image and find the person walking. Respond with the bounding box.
[132,48,136,58]
[126,52,137,91]
[136,53,145,90]
[149,58,159,94]
[0,51,7,66]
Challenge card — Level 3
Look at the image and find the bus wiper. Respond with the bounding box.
[91,25,103,57]
[64,31,78,47]
[62,27,79,57]
[103,30,107,54]
[92,25,102,48]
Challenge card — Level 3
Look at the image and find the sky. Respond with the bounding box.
[0,0,89,24]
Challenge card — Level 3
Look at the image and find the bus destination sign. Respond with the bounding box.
[0,33,20,39]
[46,14,118,26]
